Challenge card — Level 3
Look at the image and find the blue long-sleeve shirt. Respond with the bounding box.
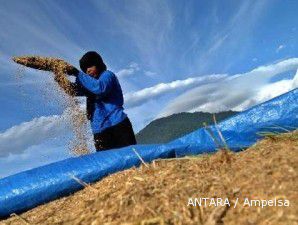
[74,70,127,134]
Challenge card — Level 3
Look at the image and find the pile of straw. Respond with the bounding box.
[2,131,298,225]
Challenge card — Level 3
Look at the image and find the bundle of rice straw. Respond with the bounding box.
[13,56,75,96]
[13,55,89,155]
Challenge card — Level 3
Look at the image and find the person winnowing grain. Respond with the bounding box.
[56,51,137,151]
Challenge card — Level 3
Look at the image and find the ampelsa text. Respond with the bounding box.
[187,198,230,207]
[242,198,290,208]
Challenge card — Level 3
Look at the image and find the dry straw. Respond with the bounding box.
[2,131,297,224]
[13,56,89,155]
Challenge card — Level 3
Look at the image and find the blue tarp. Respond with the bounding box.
[0,88,297,218]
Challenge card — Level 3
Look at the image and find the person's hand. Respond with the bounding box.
[54,74,61,83]
[66,66,79,76]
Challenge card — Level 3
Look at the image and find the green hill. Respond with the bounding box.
[136,111,238,144]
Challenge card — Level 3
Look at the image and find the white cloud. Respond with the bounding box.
[276,45,285,53]
[124,74,227,108]
[158,58,298,117]
[0,144,69,178]
[293,69,298,88]
[234,79,295,111]
[116,62,140,78]
[144,71,157,77]
[0,110,71,157]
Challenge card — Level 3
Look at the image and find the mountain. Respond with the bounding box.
[136,111,238,144]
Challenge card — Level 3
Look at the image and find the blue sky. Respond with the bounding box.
[0,0,298,178]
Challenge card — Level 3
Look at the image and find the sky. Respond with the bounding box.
[0,0,298,178]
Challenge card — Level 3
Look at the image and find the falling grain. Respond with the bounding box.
[13,56,90,155]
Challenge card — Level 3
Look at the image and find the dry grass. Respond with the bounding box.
[2,130,297,225]
[13,56,90,155]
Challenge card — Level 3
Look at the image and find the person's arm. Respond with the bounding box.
[70,81,90,96]
[76,71,113,97]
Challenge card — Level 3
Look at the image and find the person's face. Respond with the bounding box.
[86,66,99,78]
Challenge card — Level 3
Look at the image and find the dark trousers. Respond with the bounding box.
[93,117,137,151]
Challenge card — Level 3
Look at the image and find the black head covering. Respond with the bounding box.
[79,51,107,74]
[79,51,107,121]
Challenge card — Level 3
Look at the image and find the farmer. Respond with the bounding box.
[58,51,137,151]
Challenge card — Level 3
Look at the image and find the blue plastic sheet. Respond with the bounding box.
[0,88,297,218]
[172,88,298,156]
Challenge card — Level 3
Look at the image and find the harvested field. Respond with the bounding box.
[13,56,89,155]
[2,131,298,225]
